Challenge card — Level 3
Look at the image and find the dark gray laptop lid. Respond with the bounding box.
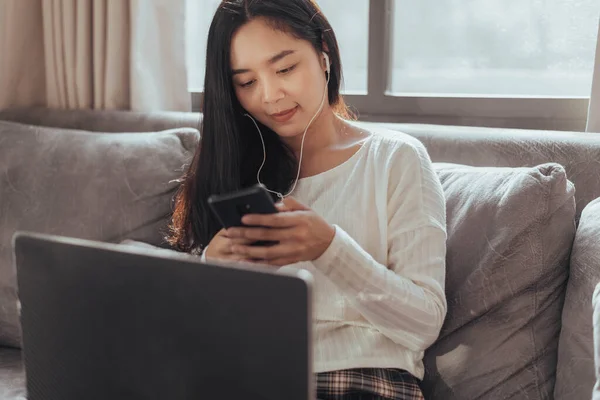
[13,231,313,400]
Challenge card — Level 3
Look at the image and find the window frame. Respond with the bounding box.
[191,0,592,131]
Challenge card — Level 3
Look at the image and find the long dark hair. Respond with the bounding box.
[167,0,352,253]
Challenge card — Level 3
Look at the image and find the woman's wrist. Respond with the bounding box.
[315,223,336,260]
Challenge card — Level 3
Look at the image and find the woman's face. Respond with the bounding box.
[230,17,329,139]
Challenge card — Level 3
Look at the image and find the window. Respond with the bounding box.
[390,0,600,97]
[185,0,369,94]
[316,0,369,94]
[186,0,600,131]
[185,0,221,92]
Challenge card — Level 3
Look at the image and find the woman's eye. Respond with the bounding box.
[238,65,296,88]
[278,64,297,74]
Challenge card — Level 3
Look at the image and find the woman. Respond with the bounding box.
[168,1,447,399]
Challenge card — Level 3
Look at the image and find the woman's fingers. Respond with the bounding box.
[275,202,292,212]
[214,236,252,255]
[279,196,310,211]
[229,237,256,246]
[241,211,304,228]
[227,227,293,242]
[231,243,298,261]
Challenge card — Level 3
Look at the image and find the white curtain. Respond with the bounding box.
[0,0,46,109]
[588,19,600,132]
[0,0,190,112]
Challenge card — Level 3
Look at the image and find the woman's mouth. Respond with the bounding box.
[270,106,298,123]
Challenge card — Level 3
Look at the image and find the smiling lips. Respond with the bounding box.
[270,105,298,123]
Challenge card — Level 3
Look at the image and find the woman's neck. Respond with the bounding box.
[281,109,342,158]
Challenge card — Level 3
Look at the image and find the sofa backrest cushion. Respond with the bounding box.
[423,162,576,399]
[368,122,600,221]
[0,121,199,348]
[0,107,201,133]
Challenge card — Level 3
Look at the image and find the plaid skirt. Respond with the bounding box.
[316,368,424,400]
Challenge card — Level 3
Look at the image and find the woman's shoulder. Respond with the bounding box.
[355,124,445,225]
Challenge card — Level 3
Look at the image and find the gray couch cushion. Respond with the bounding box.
[0,348,24,400]
[593,282,600,400]
[555,197,600,400]
[0,121,199,348]
[422,163,576,399]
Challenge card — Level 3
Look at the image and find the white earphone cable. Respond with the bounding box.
[245,55,330,200]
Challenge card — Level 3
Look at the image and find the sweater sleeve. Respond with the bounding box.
[311,140,447,352]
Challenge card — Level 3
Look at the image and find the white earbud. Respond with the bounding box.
[323,52,330,74]
[245,51,331,200]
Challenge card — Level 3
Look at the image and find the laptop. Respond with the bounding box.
[13,231,314,400]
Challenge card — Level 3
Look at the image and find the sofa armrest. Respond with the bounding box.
[556,197,600,399]
[593,282,600,400]
[0,347,25,400]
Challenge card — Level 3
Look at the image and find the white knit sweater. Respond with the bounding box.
[206,127,447,379]
[292,128,446,379]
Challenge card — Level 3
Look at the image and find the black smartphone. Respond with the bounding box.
[208,184,279,246]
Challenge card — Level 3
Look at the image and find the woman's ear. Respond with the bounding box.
[322,39,331,72]
[322,52,330,74]
[321,37,330,53]
[320,39,331,74]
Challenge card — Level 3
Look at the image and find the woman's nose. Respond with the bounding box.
[260,78,285,104]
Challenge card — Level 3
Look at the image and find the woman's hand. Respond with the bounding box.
[225,197,335,266]
[204,228,256,263]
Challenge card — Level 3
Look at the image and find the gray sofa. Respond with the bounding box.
[1,107,600,400]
